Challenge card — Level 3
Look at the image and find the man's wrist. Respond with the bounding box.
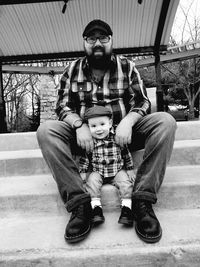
[122,112,142,127]
[63,113,82,127]
[75,122,89,132]
[72,119,83,129]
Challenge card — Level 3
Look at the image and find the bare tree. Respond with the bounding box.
[165,0,200,118]
[171,0,200,44]
[3,73,40,132]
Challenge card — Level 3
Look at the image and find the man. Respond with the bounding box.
[37,19,176,244]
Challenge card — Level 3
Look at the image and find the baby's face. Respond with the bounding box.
[88,116,112,139]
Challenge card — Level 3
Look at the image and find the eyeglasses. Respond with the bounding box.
[84,35,110,44]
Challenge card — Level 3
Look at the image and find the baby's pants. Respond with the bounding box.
[85,169,134,199]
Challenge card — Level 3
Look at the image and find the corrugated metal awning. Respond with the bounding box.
[0,0,180,64]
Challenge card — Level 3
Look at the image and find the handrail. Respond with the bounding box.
[168,41,200,53]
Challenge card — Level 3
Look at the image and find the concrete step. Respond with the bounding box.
[1,165,200,214]
[169,139,200,166]
[0,120,200,152]
[0,139,200,177]
[0,131,38,151]
[0,149,49,177]
[175,120,200,140]
[1,209,200,266]
[132,139,200,168]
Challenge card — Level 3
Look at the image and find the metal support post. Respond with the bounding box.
[0,61,7,133]
[155,53,164,111]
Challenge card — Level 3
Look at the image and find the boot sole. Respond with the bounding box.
[64,224,91,243]
[118,218,133,226]
[135,223,162,243]
[92,216,105,226]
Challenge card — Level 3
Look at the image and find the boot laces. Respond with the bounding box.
[138,201,154,217]
[72,205,85,220]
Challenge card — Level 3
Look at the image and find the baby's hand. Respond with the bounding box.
[127,170,136,183]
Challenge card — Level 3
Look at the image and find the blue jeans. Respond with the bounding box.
[36,112,176,211]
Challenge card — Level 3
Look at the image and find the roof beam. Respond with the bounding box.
[4,47,199,74]
[0,46,167,64]
[0,0,61,5]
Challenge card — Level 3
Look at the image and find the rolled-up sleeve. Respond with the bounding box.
[55,65,78,121]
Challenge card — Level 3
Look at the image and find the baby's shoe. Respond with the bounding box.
[118,206,133,226]
[92,206,105,225]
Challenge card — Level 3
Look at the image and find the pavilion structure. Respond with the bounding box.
[0,0,180,132]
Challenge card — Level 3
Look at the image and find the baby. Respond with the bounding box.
[79,105,135,226]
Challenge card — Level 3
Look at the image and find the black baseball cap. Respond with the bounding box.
[82,19,113,37]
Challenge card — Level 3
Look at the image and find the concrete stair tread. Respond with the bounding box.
[174,139,200,148]
[0,174,56,197]
[0,149,42,160]
[1,121,200,152]
[175,120,200,140]
[0,139,200,158]
[1,209,200,266]
[0,165,200,213]
[164,165,200,184]
[1,165,200,197]
[0,139,200,177]
[0,132,38,151]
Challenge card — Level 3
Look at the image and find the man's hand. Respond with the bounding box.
[127,169,136,183]
[80,172,87,182]
[115,112,142,147]
[115,119,133,147]
[76,124,94,152]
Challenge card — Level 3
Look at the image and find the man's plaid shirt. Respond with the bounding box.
[55,55,151,125]
[79,129,134,178]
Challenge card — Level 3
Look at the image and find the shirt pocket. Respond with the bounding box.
[109,79,129,99]
[71,82,92,92]
[72,82,93,103]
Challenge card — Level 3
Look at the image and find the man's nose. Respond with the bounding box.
[94,38,103,46]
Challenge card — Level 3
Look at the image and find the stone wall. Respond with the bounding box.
[39,75,59,123]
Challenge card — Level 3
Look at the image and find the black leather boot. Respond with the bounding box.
[65,202,92,243]
[132,200,162,243]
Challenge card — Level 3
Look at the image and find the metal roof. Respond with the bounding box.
[0,0,180,64]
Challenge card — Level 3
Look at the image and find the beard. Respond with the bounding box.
[86,46,112,69]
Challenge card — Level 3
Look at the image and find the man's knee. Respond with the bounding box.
[37,120,57,144]
[155,112,177,136]
[37,120,73,145]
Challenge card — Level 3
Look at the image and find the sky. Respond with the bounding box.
[171,0,200,43]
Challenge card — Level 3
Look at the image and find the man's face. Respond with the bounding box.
[83,30,113,68]
[88,116,112,139]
